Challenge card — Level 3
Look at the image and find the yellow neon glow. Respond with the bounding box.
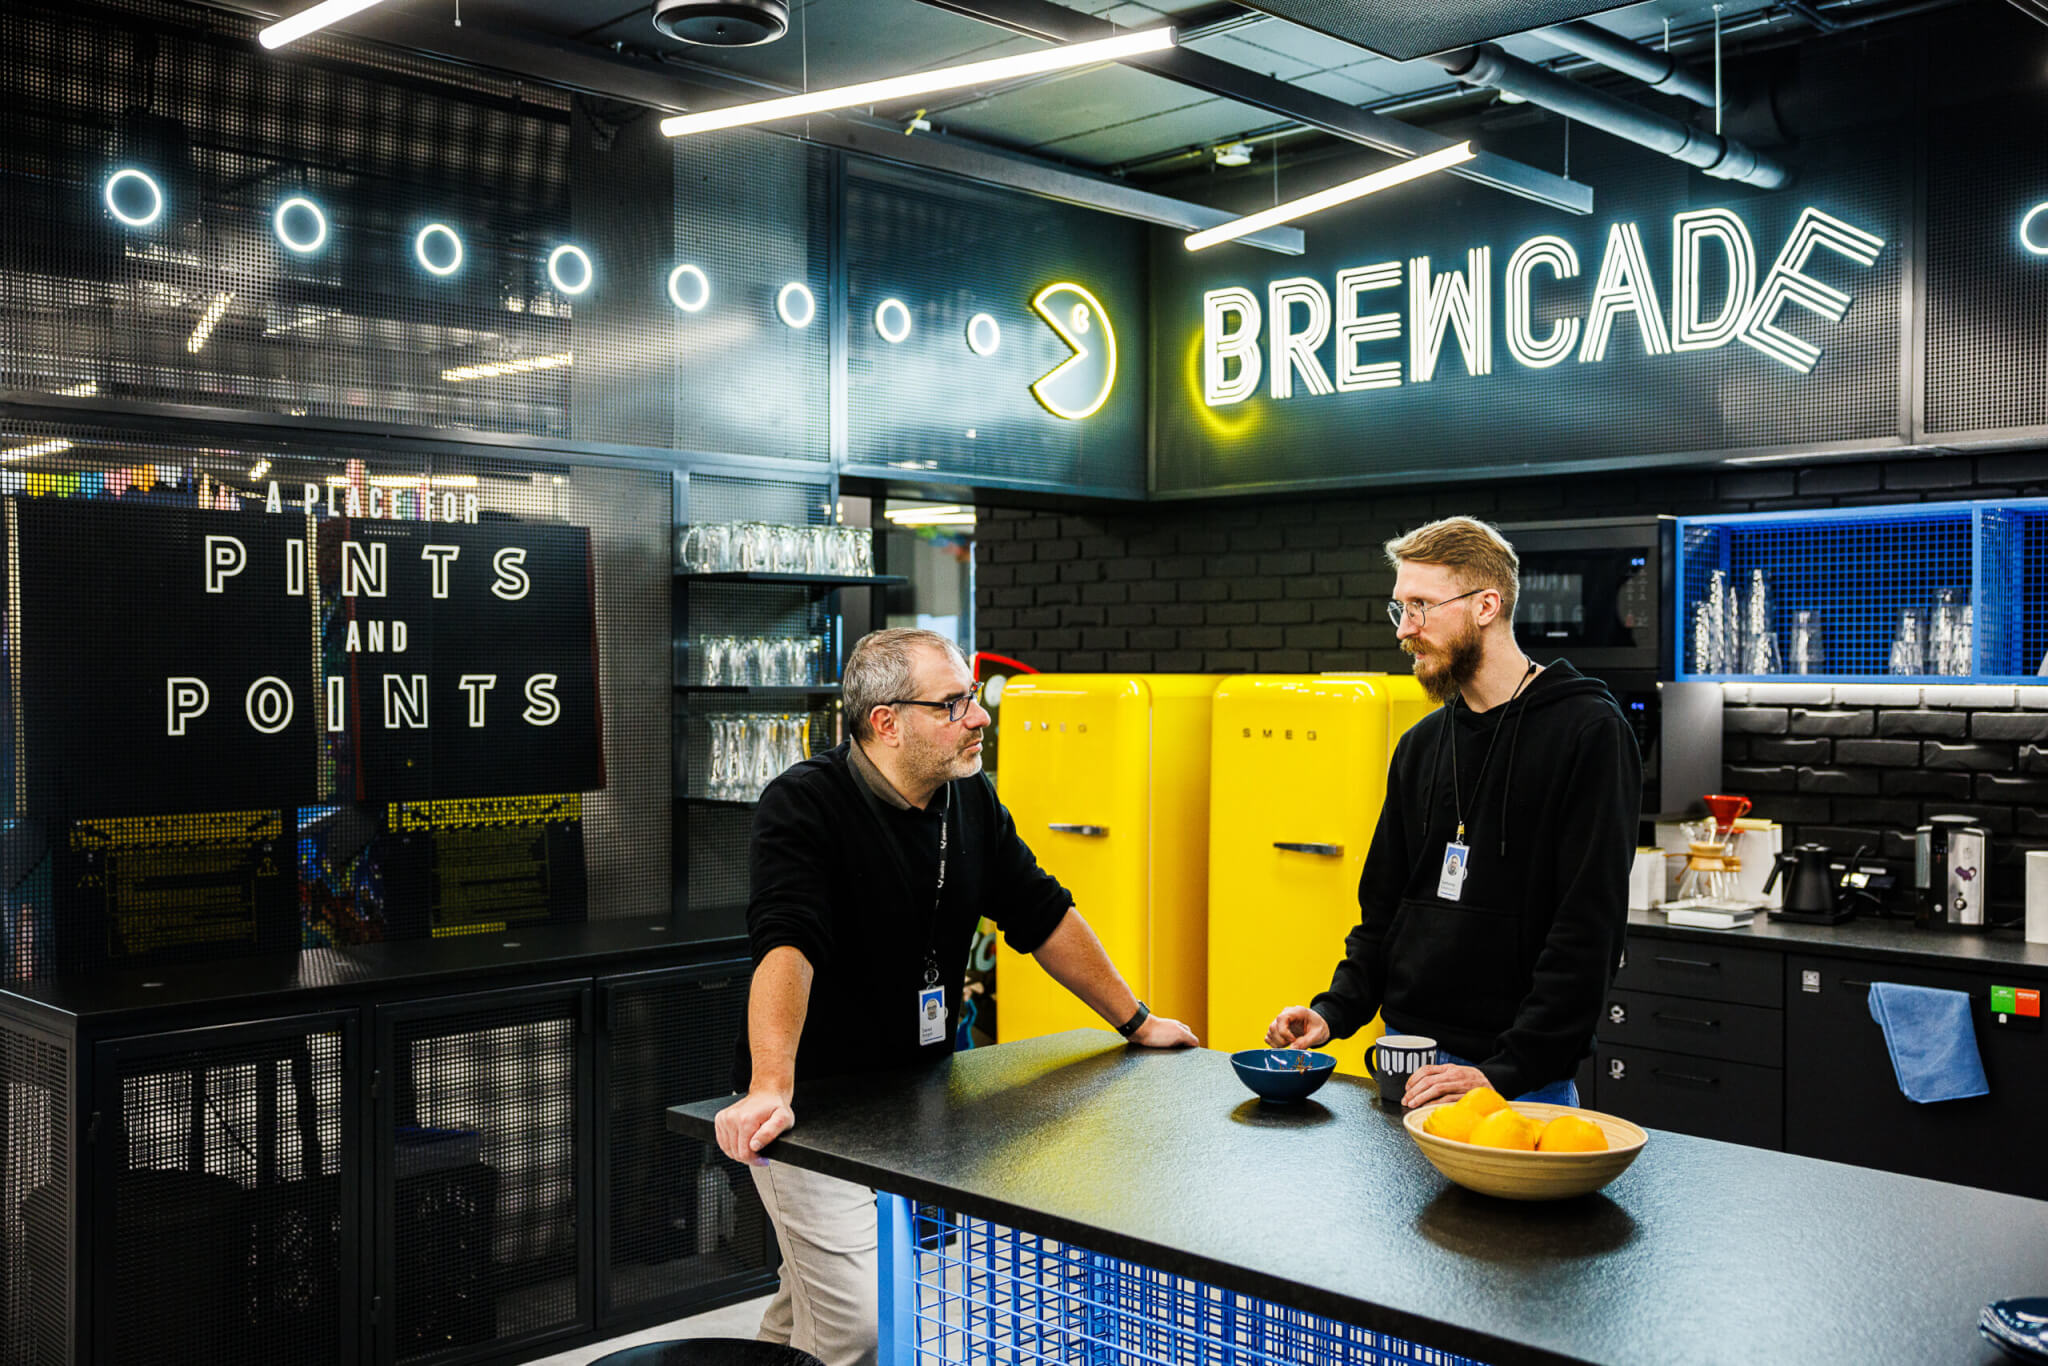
[441,352,573,383]
[1028,282,1117,421]
[1180,328,1260,443]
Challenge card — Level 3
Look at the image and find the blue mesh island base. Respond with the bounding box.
[878,1196,1490,1366]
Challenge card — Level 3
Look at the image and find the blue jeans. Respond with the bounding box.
[1437,1049,1579,1107]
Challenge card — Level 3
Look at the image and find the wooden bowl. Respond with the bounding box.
[1403,1101,1648,1201]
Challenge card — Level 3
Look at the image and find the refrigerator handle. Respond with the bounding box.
[1273,842,1343,857]
[1048,824,1108,837]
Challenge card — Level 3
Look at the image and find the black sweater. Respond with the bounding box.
[1310,660,1642,1098]
[734,741,1073,1093]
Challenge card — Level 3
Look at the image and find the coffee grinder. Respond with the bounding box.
[1915,814,1988,929]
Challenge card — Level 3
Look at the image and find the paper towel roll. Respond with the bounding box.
[2028,851,2048,945]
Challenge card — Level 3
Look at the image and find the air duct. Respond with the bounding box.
[1539,21,1717,106]
[1432,42,1790,189]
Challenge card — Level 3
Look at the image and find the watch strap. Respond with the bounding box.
[1116,1001,1150,1039]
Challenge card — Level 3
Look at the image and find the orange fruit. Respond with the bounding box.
[1457,1086,1508,1118]
[1467,1108,1542,1151]
[1536,1114,1608,1153]
[1423,1103,1482,1143]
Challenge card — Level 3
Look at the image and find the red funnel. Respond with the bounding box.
[1702,793,1752,837]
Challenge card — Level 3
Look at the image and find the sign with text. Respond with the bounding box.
[8,497,604,815]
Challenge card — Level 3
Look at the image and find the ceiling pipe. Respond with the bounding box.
[1538,20,1718,106]
[1431,42,1793,189]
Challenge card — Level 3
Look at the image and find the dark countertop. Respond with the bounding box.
[1629,908,2048,976]
[672,1029,2043,1366]
[0,917,747,1029]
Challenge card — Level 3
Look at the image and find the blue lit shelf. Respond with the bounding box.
[1675,498,2048,684]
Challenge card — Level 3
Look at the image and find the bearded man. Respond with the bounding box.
[1265,517,1641,1108]
[715,628,1195,1366]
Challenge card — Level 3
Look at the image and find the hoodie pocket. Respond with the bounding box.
[1383,897,1521,1028]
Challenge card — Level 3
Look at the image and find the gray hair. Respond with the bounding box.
[843,628,970,742]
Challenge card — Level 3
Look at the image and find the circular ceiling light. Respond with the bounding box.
[777,281,816,329]
[874,298,913,345]
[273,196,328,254]
[103,168,163,228]
[415,223,464,277]
[667,263,711,313]
[966,312,1001,357]
[651,0,790,46]
[548,244,594,295]
[2022,202,2048,257]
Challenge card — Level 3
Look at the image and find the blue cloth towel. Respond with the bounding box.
[1867,982,1989,1104]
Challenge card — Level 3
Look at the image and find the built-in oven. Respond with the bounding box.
[1500,516,1718,819]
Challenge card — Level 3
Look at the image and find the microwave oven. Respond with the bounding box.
[1500,516,1719,818]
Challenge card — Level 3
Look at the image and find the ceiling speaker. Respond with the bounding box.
[651,0,790,46]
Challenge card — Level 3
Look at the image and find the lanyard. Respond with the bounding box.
[1447,659,1535,844]
[922,790,951,988]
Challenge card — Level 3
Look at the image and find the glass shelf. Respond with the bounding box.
[674,571,907,587]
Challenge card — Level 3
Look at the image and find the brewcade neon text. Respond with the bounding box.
[1199,205,1885,407]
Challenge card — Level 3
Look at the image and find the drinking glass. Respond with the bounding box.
[770,524,804,573]
[705,716,730,800]
[749,714,781,796]
[1889,608,1925,676]
[1741,570,1779,675]
[1788,610,1825,675]
[801,526,833,574]
[733,522,772,573]
[1931,588,1971,676]
[679,523,731,573]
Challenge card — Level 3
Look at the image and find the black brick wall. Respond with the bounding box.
[974,451,2048,919]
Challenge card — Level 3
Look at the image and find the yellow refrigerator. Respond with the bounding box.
[1207,675,1434,1077]
[994,675,1218,1044]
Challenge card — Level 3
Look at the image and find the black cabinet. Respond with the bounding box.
[0,930,772,1366]
[1784,954,2048,1201]
[1596,934,1785,1149]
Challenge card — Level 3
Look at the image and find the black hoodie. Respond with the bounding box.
[1310,660,1642,1098]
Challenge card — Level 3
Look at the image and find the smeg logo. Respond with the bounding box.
[1240,727,1318,741]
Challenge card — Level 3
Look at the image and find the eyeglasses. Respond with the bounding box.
[888,681,984,723]
[1386,587,1485,629]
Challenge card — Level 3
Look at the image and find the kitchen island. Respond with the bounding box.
[668,1028,2044,1366]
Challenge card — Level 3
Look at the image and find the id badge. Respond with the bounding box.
[1437,841,1470,902]
[917,985,948,1046]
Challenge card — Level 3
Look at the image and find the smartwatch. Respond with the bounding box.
[1115,1001,1150,1039]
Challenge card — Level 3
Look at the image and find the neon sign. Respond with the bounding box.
[1029,282,1117,420]
[1200,205,1885,407]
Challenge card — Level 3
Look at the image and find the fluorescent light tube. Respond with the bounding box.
[1184,142,1477,252]
[441,352,573,383]
[259,0,392,50]
[2,439,73,462]
[186,292,236,354]
[659,28,1175,138]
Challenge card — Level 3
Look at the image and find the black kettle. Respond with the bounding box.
[1764,843,1844,921]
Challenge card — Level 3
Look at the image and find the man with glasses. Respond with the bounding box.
[1266,517,1640,1112]
[715,627,1195,1366]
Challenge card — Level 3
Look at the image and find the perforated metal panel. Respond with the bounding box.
[1923,96,2048,436]
[0,417,668,980]
[1153,133,1905,495]
[97,1016,352,1366]
[600,962,773,1324]
[890,1201,1489,1366]
[383,990,587,1361]
[842,161,1147,497]
[1,1018,69,1366]
[1977,501,2048,679]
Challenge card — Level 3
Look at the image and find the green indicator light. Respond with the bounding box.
[1991,985,2016,1015]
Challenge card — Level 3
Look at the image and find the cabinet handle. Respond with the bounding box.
[1652,1012,1721,1031]
[1652,1067,1720,1089]
[1048,824,1107,837]
[1273,842,1343,857]
[1652,955,1720,971]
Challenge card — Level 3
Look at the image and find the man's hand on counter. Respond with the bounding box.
[714,1087,794,1167]
[1130,1013,1199,1048]
[1264,1005,1331,1049]
[1402,1063,1489,1108]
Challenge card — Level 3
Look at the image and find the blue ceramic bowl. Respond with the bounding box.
[1230,1048,1337,1103]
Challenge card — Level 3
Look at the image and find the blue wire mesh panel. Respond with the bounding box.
[895,1202,1489,1366]
[1978,500,2048,680]
[1675,507,1974,680]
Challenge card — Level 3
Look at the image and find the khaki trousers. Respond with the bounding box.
[749,1160,879,1366]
